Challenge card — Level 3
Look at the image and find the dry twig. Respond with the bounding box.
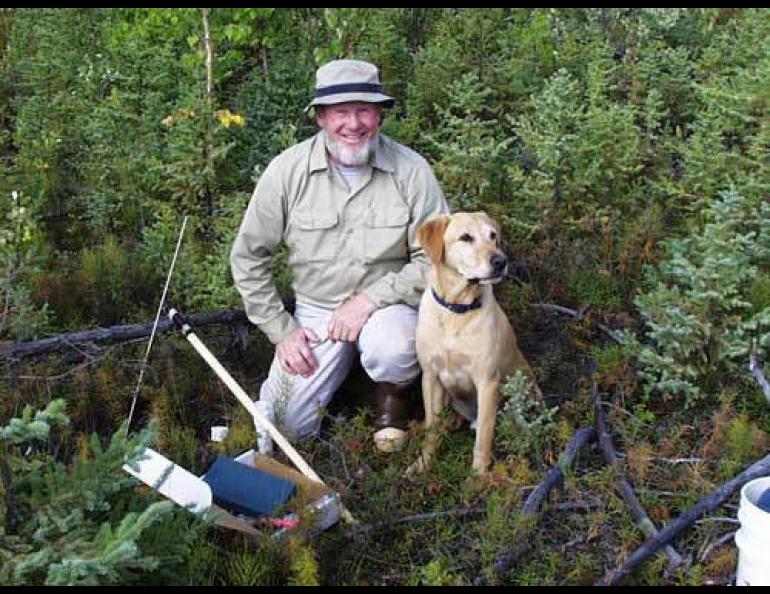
[697,530,737,564]
[595,452,770,585]
[532,302,622,343]
[344,504,486,539]
[492,426,597,579]
[591,374,685,571]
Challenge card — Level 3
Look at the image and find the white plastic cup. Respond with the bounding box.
[735,476,770,586]
[210,425,229,443]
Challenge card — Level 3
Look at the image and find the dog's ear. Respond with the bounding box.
[417,215,450,264]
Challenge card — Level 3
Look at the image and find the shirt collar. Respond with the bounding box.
[309,132,394,174]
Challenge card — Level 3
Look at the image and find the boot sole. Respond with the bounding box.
[373,427,408,453]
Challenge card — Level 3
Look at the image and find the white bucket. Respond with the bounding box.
[735,476,770,586]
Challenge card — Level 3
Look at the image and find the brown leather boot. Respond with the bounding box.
[373,381,414,453]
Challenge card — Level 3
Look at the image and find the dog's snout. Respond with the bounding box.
[490,254,507,275]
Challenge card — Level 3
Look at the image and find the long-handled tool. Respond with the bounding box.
[123,215,354,529]
[167,307,356,525]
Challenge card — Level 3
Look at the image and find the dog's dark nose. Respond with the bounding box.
[490,254,507,275]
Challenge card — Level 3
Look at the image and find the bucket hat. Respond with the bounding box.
[305,59,394,112]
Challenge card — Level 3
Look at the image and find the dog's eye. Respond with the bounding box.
[490,231,497,241]
[459,233,474,243]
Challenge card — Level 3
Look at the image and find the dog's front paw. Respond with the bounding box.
[471,456,491,475]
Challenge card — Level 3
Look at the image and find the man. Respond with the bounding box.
[230,59,449,455]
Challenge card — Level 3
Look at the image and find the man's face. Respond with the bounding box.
[316,102,382,167]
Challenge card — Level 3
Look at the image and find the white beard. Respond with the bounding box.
[324,131,377,167]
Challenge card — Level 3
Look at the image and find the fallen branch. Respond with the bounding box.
[0,308,250,360]
[749,353,770,405]
[532,303,622,343]
[345,503,486,539]
[697,530,736,564]
[591,375,684,571]
[616,453,704,465]
[695,516,739,526]
[523,427,597,515]
[492,426,597,578]
[595,452,770,586]
[1,338,148,382]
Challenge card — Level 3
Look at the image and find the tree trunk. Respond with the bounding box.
[201,8,215,230]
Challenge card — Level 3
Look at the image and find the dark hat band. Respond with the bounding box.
[315,82,384,98]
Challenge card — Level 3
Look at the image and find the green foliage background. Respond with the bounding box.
[1,8,769,586]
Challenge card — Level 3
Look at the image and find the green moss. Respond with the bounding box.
[566,269,623,311]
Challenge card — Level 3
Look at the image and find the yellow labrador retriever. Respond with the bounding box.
[408,212,542,475]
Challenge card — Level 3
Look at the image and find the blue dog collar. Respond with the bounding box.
[431,287,482,314]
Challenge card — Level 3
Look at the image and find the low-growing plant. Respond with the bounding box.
[496,370,559,459]
[419,555,465,586]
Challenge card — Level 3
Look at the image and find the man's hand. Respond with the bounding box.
[276,327,321,378]
[328,292,377,343]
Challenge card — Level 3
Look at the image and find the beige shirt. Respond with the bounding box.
[230,131,449,345]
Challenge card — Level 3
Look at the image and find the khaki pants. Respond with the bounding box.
[254,301,419,453]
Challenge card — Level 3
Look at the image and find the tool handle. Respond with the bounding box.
[168,308,322,483]
[167,307,357,524]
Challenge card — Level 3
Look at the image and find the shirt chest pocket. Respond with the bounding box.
[363,207,410,263]
[289,211,339,262]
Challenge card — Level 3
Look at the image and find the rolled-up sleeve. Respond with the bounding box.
[362,160,449,308]
[230,161,298,345]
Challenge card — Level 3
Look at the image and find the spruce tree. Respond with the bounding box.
[0,400,193,586]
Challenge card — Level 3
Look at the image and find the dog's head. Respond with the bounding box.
[417,212,507,285]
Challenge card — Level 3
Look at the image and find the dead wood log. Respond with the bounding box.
[522,427,598,515]
[492,426,597,579]
[595,451,770,586]
[532,302,622,343]
[0,308,251,360]
[591,374,684,571]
